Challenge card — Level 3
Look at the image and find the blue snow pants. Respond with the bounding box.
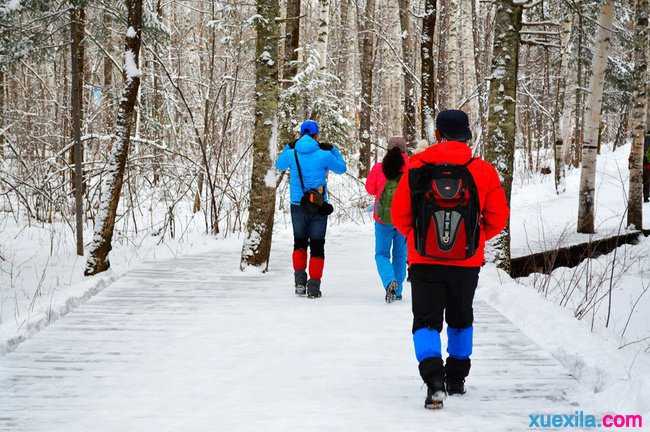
[374,221,407,296]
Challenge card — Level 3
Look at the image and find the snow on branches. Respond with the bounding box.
[279,46,352,151]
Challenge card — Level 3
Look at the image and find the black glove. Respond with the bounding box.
[318,142,333,151]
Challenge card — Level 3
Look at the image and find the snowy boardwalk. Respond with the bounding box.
[1,226,581,431]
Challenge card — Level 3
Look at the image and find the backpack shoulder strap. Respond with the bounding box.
[293,150,306,192]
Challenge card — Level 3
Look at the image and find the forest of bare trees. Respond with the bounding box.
[0,0,648,275]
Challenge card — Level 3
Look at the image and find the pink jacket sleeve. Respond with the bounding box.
[365,163,385,197]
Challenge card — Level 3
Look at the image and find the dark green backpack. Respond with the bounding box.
[377,178,400,224]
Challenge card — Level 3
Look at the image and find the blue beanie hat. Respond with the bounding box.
[300,120,319,136]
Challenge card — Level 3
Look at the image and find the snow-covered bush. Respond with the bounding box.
[279,45,353,152]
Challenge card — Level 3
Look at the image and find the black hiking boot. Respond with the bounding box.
[294,271,307,296]
[446,378,466,396]
[419,357,446,409]
[425,384,446,409]
[385,281,398,303]
[445,357,470,396]
[306,279,322,298]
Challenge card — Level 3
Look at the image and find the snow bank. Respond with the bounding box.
[0,270,118,355]
[0,205,224,355]
[479,257,650,419]
[510,143,647,257]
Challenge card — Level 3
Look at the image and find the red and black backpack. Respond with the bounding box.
[409,159,480,260]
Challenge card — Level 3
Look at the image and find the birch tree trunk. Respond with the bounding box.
[627,0,649,230]
[70,2,85,257]
[484,0,523,272]
[85,0,143,276]
[103,8,113,134]
[317,0,329,73]
[646,39,650,134]
[240,0,280,271]
[647,46,650,133]
[561,42,578,165]
[420,0,436,143]
[336,0,349,102]
[446,0,460,107]
[436,0,449,109]
[279,0,301,146]
[552,8,573,194]
[398,0,417,148]
[460,0,477,120]
[577,0,615,233]
[357,0,376,178]
[571,9,584,167]
[473,0,490,154]
[0,70,4,159]
[152,0,164,186]
[197,1,219,229]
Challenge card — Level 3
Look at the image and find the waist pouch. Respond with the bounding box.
[294,150,334,216]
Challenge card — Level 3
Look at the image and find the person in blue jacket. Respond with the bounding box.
[276,120,347,298]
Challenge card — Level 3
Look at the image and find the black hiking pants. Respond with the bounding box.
[410,264,479,384]
[410,264,479,334]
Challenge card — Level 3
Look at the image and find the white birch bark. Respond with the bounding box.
[460,0,477,120]
[561,78,575,162]
[317,0,329,73]
[552,8,573,194]
[576,0,615,233]
[627,0,649,229]
[446,0,460,108]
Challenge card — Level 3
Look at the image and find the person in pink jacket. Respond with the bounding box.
[365,137,409,303]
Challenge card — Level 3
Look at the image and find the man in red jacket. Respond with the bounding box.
[391,109,509,409]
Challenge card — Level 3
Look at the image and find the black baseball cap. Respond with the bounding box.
[436,109,472,142]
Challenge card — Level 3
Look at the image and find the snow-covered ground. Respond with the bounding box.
[0,206,220,354]
[1,223,648,430]
[1,143,642,352]
[510,143,648,257]
[0,223,617,431]
[484,235,650,421]
[0,157,371,354]
[1,143,649,429]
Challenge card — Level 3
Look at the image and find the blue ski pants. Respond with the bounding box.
[374,221,407,295]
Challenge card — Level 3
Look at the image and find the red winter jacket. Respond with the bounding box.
[364,153,409,223]
[365,162,388,223]
[391,141,509,268]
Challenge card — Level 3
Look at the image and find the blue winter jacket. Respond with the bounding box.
[275,135,347,204]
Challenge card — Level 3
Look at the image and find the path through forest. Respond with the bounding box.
[0,225,585,431]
